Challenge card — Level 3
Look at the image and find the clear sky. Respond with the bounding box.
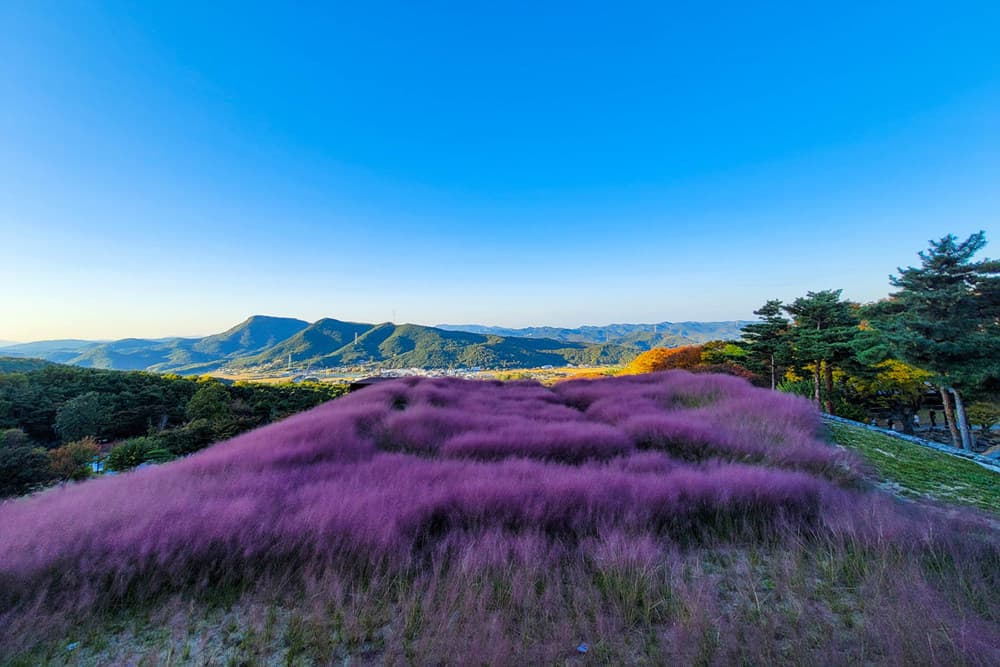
[2,2,998,341]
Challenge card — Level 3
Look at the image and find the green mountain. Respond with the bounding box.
[237,321,638,370]
[234,318,377,368]
[192,315,309,357]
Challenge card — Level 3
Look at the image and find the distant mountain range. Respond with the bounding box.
[436,321,752,346]
[0,316,751,375]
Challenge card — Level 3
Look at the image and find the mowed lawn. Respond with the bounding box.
[827,421,1000,515]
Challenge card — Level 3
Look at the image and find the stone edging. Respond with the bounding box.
[822,414,1000,475]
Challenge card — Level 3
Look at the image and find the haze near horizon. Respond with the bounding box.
[2,2,998,341]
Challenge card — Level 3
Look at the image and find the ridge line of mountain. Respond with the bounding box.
[0,315,751,374]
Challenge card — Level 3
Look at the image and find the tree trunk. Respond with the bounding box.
[901,407,915,435]
[949,387,973,451]
[940,387,961,448]
[822,361,835,415]
[812,362,821,408]
[769,353,776,391]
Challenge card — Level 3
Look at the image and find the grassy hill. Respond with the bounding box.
[2,372,996,664]
[827,421,1000,513]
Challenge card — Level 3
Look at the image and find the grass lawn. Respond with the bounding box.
[827,421,1000,514]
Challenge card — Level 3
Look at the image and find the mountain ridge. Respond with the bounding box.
[435,320,752,346]
[0,316,750,374]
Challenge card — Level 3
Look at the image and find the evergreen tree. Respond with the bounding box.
[54,391,109,442]
[741,300,791,390]
[783,290,859,414]
[186,381,233,422]
[876,232,1000,449]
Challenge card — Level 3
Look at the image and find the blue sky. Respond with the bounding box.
[1,2,998,340]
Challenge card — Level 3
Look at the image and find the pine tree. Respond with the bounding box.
[741,300,791,390]
[877,232,1000,449]
[783,290,859,414]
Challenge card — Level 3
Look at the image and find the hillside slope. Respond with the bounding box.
[68,337,202,371]
[2,372,996,664]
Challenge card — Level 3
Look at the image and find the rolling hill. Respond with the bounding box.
[0,339,102,363]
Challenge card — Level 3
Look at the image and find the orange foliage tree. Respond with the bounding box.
[624,345,705,374]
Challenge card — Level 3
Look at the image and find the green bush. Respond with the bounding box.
[106,436,167,471]
[967,402,1000,432]
[777,379,813,399]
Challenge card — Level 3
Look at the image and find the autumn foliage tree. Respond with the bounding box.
[624,345,704,374]
[48,436,99,482]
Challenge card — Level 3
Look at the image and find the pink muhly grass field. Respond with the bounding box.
[1,371,998,663]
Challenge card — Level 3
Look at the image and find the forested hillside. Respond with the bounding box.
[0,362,346,498]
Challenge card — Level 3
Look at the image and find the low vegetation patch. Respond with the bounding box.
[1,372,998,664]
[827,421,1000,514]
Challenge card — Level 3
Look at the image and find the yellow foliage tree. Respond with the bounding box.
[849,360,933,434]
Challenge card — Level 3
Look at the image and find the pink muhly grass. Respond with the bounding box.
[440,421,633,462]
[1,371,998,662]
